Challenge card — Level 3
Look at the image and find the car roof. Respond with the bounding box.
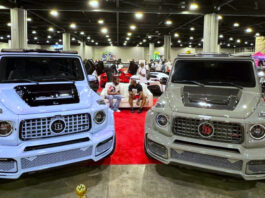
[0,49,79,57]
[176,53,254,61]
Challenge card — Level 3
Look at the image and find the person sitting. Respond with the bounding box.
[128,77,146,113]
[105,77,122,112]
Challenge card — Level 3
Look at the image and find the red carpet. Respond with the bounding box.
[89,98,160,165]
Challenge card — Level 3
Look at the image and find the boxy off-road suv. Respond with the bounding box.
[145,53,265,180]
[0,49,115,179]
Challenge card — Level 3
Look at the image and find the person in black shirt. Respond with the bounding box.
[128,78,146,113]
[128,60,138,75]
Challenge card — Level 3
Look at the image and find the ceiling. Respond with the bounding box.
[0,0,264,48]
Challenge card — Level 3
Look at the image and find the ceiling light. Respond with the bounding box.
[7,35,10,38]
[190,27,195,31]
[130,25,136,30]
[48,27,54,32]
[91,40,95,43]
[7,22,11,27]
[72,37,76,41]
[190,36,194,40]
[47,35,52,39]
[229,37,233,41]
[70,23,76,29]
[126,37,130,41]
[101,27,108,34]
[27,17,32,22]
[227,43,231,47]
[236,39,241,43]
[32,30,37,34]
[189,45,192,48]
[233,22,240,27]
[34,37,38,40]
[174,33,179,38]
[98,19,104,24]
[256,33,260,37]
[198,43,201,46]
[143,39,146,42]
[244,41,248,44]
[108,38,111,41]
[55,42,58,45]
[148,35,152,39]
[80,31,85,35]
[89,0,99,8]
[201,38,204,42]
[165,20,172,25]
[245,27,253,33]
[50,10,58,17]
[0,5,7,9]
[46,40,50,43]
[217,15,223,20]
[157,41,161,44]
[135,12,143,19]
[189,3,199,10]
[127,32,132,36]
[219,34,224,38]
[106,35,109,38]
[178,40,181,43]
[180,44,183,47]
[87,36,91,40]
[139,42,143,45]
[95,42,98,45]
[250,43,254,46]
[0,36,3,39]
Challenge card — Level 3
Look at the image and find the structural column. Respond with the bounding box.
[63,33,71,51]
[255,36,265,53]
[149,43,154,61]
[203,13,219,53]
[164,35,171,61]
[10,8,27,49]
[79,41,86,60]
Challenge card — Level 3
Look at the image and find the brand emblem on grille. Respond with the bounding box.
[198,122,214,138]
[51,120,65,133]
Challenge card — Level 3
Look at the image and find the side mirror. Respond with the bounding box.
[87,75,97,82]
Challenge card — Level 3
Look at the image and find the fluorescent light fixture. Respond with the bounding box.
[174,33,179,38]
[189,3,199,10]
[0,5,7,9]
[244,41,248,44]
[48,27,54,32]
[130,25,136,30]
[7,35,10,38]
[233,22,240,27]
[143,39,146,42]
[95,42,98,45]
[89,0,99,8]
[227,43,231,47]
[139,42,143,45]
[98,19,104,24]
[50,10,58,17]
[135,12,143,19]
[70,23,76,29]
[245,27,253,33]
[91,40,95,43]
[108,38,111,41]
[165,20,172,25]
[101,27,108,34]
[46,40,50,43]
[148,35,152,39]
[126,37,130,40]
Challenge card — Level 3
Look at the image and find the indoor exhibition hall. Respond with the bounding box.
[0,0,265,198]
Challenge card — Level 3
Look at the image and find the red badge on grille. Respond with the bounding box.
[198,122,214,138]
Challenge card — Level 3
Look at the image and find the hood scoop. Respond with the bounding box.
[182,86,242,110]
[15,83,79,107]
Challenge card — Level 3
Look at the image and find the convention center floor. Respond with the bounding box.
[1,163,265,198]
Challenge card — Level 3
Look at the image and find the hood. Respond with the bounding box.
[0,81,95,115]
[166,85,261,119]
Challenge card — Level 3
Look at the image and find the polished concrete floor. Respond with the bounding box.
[0,163,265,198]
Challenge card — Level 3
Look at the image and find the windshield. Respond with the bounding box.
[0,56,84,83]
[171,60,256,88]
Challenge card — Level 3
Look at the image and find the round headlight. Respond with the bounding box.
[156,114,169,127]
[250,124,265,140]
[94,111,106,124]
[0,121,13,136]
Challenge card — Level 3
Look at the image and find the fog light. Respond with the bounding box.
[96,137,113,156]
[247,160,265,175]
[0,159,17,173]
[0,121,13,136]
[156,114,168,127]
[249,124,265,140]
[94,111,106,124]
[146,139,168,159]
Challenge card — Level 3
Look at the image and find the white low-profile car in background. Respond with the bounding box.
[0,49,115,179]
[147,72,169,95]
[145,53,265,180]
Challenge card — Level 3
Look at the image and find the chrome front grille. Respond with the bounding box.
[173,117,243,144]
[20,113,91,140]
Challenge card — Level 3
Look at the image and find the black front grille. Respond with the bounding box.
[173,117,243,144]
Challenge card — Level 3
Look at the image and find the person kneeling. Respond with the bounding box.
[105,78,122,112]
[128,79,147,113]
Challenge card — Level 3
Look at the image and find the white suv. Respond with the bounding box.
[145,53,265,180]
[0,49,115,179]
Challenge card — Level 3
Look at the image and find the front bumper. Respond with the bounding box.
[0,127,115,179]
[145,127,265,180]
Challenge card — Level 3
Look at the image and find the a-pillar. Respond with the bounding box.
[149,43,154,61]
[10,8,27,49]
[164,35,171,60]
[79,41,86,60]
[255,36,265,53]
[63,33,71,51]
[203,13,219,53]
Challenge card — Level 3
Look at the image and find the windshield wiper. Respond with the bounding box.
[173,80,205,87]
[207,81,243,89]
[0,79,39,84]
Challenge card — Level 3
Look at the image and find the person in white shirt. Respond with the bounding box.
[105,78,122,112]
[137,63,147,83]
[155,61,162,72]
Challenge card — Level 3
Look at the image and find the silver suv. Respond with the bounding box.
[145,53,265,180]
